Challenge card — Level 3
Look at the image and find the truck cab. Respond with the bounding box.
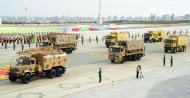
[164,38,178,53]
[144,33,152,42]
[109,46,125,63]
[144,30,165,43]
[39,41,52,47]
[9,56,37,84]
[105,35,116,48]
[164,39,177,47]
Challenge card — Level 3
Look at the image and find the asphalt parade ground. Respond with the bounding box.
[0,26,190,98]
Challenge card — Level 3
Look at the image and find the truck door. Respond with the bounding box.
[121,48,125,57]
[30,60,37,72]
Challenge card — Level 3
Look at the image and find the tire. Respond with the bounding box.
[47,69,56,78]
[137,55,141,60]
[111,60,115,63]
[180,47,183,52]
[56,68,63,77]
[184,47,186,51]
[106,45,109,48]
[159,38,162,42]
[183,47,186,52]
[133,55,137,61]
[21,73,31,84]
[173,48,177,53]
[165,49,168,53]
[120,57,125,64]
[9,73,17,82]
[67,49,72,54]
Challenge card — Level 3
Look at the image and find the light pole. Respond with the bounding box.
[97,0,102,25]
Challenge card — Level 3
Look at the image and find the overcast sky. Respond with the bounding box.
[0,0,189,17]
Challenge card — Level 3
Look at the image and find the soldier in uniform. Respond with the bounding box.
[163,55,166,66]
[28,37,31,47]
[96,35,98,43]
[5,42,7,49]
[21,43,24,51]
[98,68,102,83]
[136,65,140,79]
[2,41,4,46]
[82,38,84,45]
[89,37,91,43]
[170,56,173,67]
[139,65,143,78]
[102,36,104,42]
[13,42,16,50]
[36,42,38,47]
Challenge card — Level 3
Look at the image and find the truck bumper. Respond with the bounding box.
[109,56,121,62]
[144,38,150,42]
[8,72,23,79]
[105,42,114,47]
[164,47,173,51]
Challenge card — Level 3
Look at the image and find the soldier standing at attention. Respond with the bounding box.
[163,55,166,66]
[89,37,91,43]
[170,56,173,67]
[2,41,4,46]
[28,41,31,47]
[102,36,104,42]
[136,65,140,79]
[21,43,24,51]
[82,38,84,45]
[36,42,38,47]
[13,42,16,50]
[139,65,143,78]
[5,42,7,49]
[98,68,102,83]
[96,35,98,43]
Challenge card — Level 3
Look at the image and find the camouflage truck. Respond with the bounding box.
[8,48,67,84]
[105,32,129,48]
[109,40,145,63]
[40,34,77,54]
[144,30,166,43]
[164,35,189,53]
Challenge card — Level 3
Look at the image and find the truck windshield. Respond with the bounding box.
[144,33,151,38]
[165,39,176,43]
[109,47,121,52]
[39,42,49,47]
[105,36,114,39]
[17,59,30,65]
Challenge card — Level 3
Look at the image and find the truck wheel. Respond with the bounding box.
[56,68,63,77]
[21,73,31,84]
[184,47,186,51]
[120,57,125,64]
[182,47,185,52]
[111,60,115,63]
[106,45,109,48]
[69,50,73,54]
[120,60,124,64]
[180,48,183,52]
[173,48,177,53]
[48,69,56,78]
[133,55,137,61]
[165,49,168,53]
[137,55,141,60]
[9,74,17,82]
